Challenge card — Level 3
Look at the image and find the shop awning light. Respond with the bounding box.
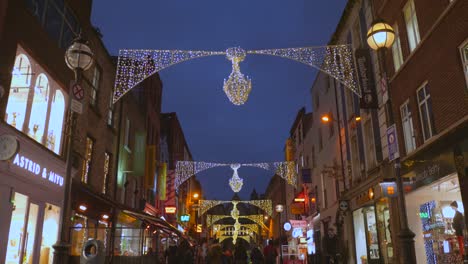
[294,198,306,202]
[102,214,109,220]
[78,205,87,211]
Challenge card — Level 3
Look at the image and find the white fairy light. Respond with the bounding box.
[114,45,360,103]
[229,164,244,192]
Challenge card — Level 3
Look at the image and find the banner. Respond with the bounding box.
[158,163,167,200]
[145,145,157,188]
[355,48,378,109]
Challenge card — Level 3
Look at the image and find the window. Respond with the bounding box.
[400,101,416,153]
[392,24,404,71]
[5,46,66,155]
[26,0,81,49]
[124,118,131,150]
[103,152,111,194]
[460,41,468,89]
[107,94,114,126]
[82,137,94,183]
[86,65,101,106]
[417,84,436,141]
[363,120,376,169]
[404,0,421,52]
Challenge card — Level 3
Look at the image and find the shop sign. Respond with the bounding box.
[387,124,399,161]
[292,228,303,238]
[165,206,176,214]
[380,182,398,198]
[12,154,64,187]
[196,224,202,233]
[290,220,307,229]
[180,214,190,222]
[291,203,305,215]
[355,48,378,109]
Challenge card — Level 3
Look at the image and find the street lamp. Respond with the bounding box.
[193,192,199,199]
[53,35,93,264]
[275,204,284,264]
[367,19,416,263]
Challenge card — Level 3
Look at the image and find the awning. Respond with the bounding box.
[122,210,193,244]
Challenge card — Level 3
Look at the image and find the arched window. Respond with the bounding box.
[28,73,50,143]
[47,90,66,154]
[5,54,32,130]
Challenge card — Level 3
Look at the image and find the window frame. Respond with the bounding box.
[416,83,436,142]
[400,100,417,153]
[459,39,468,90]
[391,23,404,72]
[403,0,421,52]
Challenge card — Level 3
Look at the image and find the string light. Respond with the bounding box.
[223,47,252,105]
[175,161,298,190]
[199,200,273,216]
[229,164,243,192]
[207,214,268,228]
[114,45,360,104]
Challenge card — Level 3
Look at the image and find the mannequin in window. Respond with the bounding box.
[450,201,465,256]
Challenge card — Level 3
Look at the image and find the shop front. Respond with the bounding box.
[351,187,394,264]
[0,124,65,264]
[402,142,467,264]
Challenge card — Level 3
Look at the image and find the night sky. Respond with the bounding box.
[91,0,347,200]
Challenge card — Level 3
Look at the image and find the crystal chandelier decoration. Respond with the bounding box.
[231,201,240,220]
[199,199,272,216]
[229,164,244,192]
[223,47,252,105]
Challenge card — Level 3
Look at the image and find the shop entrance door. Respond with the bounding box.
[5,192,39,264]
[363,206,381,264]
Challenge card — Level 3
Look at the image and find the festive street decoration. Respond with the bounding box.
[229,164,244,192]
[207,214,268,228]
[114,45,360,104]
[199,199,272,216]
[175,161,297,190]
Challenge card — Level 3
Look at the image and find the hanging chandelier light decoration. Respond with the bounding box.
[175,160,297,190]
[223,47,252,105]
[229,164,244,192]
[114,45,359,104]
[207,214,269,228]
[199,199,272,216]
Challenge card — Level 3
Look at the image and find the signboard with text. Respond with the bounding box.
[355,48,378,109]
[387,124,400,161]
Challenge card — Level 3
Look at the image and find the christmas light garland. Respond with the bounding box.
[175,161,297,190]
[199,200,272,216]
[114,45,360,103]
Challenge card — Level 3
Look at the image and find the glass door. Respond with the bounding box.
[363,206,381,264]
[5,192,39,264]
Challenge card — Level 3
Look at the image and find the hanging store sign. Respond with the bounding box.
[12,154,64,187]
[355,48,378,109]
[380,182,398,198]
[165,206,176,214]
[180,214,190,222]
[196,224,202,233]
[290,220,307,229]
[387,124,400,161]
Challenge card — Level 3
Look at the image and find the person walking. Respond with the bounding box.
[250,244,264,264]
[233,240,248,264]
[176,240,194,263]
[263,240,277,264]
[323,228,338,264]
[207,240,223,264]
[451,201,465,256]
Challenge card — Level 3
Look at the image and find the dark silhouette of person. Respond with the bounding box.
[263,239,277,264]
[323,228,338,263]
[451,201,465,256]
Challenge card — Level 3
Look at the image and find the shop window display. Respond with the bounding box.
[406,175,465,263]
[376,199,394,263]
[353,206,381,264]
[5,46,67,155]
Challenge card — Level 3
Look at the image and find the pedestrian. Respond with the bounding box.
[199,240,208,264]
[165,240,178,264]
[263,240,277,264]
[250,244,264,264]
[176,240,194,263]
[234,240,248,264]
[207,240,223,264]
[451,201,465,256]
[222,243,233,264]
[322,228,338,264]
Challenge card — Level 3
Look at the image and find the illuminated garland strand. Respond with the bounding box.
[114,45,360,103]
[175,161,297,190]
[199,200,272,216]
[207,214,267,229]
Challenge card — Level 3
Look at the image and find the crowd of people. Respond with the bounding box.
[163,238,280,264]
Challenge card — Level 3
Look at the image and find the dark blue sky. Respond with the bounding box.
[91,0,347,200]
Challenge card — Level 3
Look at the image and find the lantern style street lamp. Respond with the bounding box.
[53,35,94,264]
[367,19,416,264]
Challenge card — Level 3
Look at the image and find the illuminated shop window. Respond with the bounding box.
[5,46,67,155]
[81,137,94,183]
[40,203,60,264]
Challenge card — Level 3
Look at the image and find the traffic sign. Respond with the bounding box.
[72,83,85,101]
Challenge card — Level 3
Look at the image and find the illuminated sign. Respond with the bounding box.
[419,212,429,219]
[283,222,292,231]
[12,154,64,186]
[165,207,176,214]
[180,214,190,222]
[196,224,202,233]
